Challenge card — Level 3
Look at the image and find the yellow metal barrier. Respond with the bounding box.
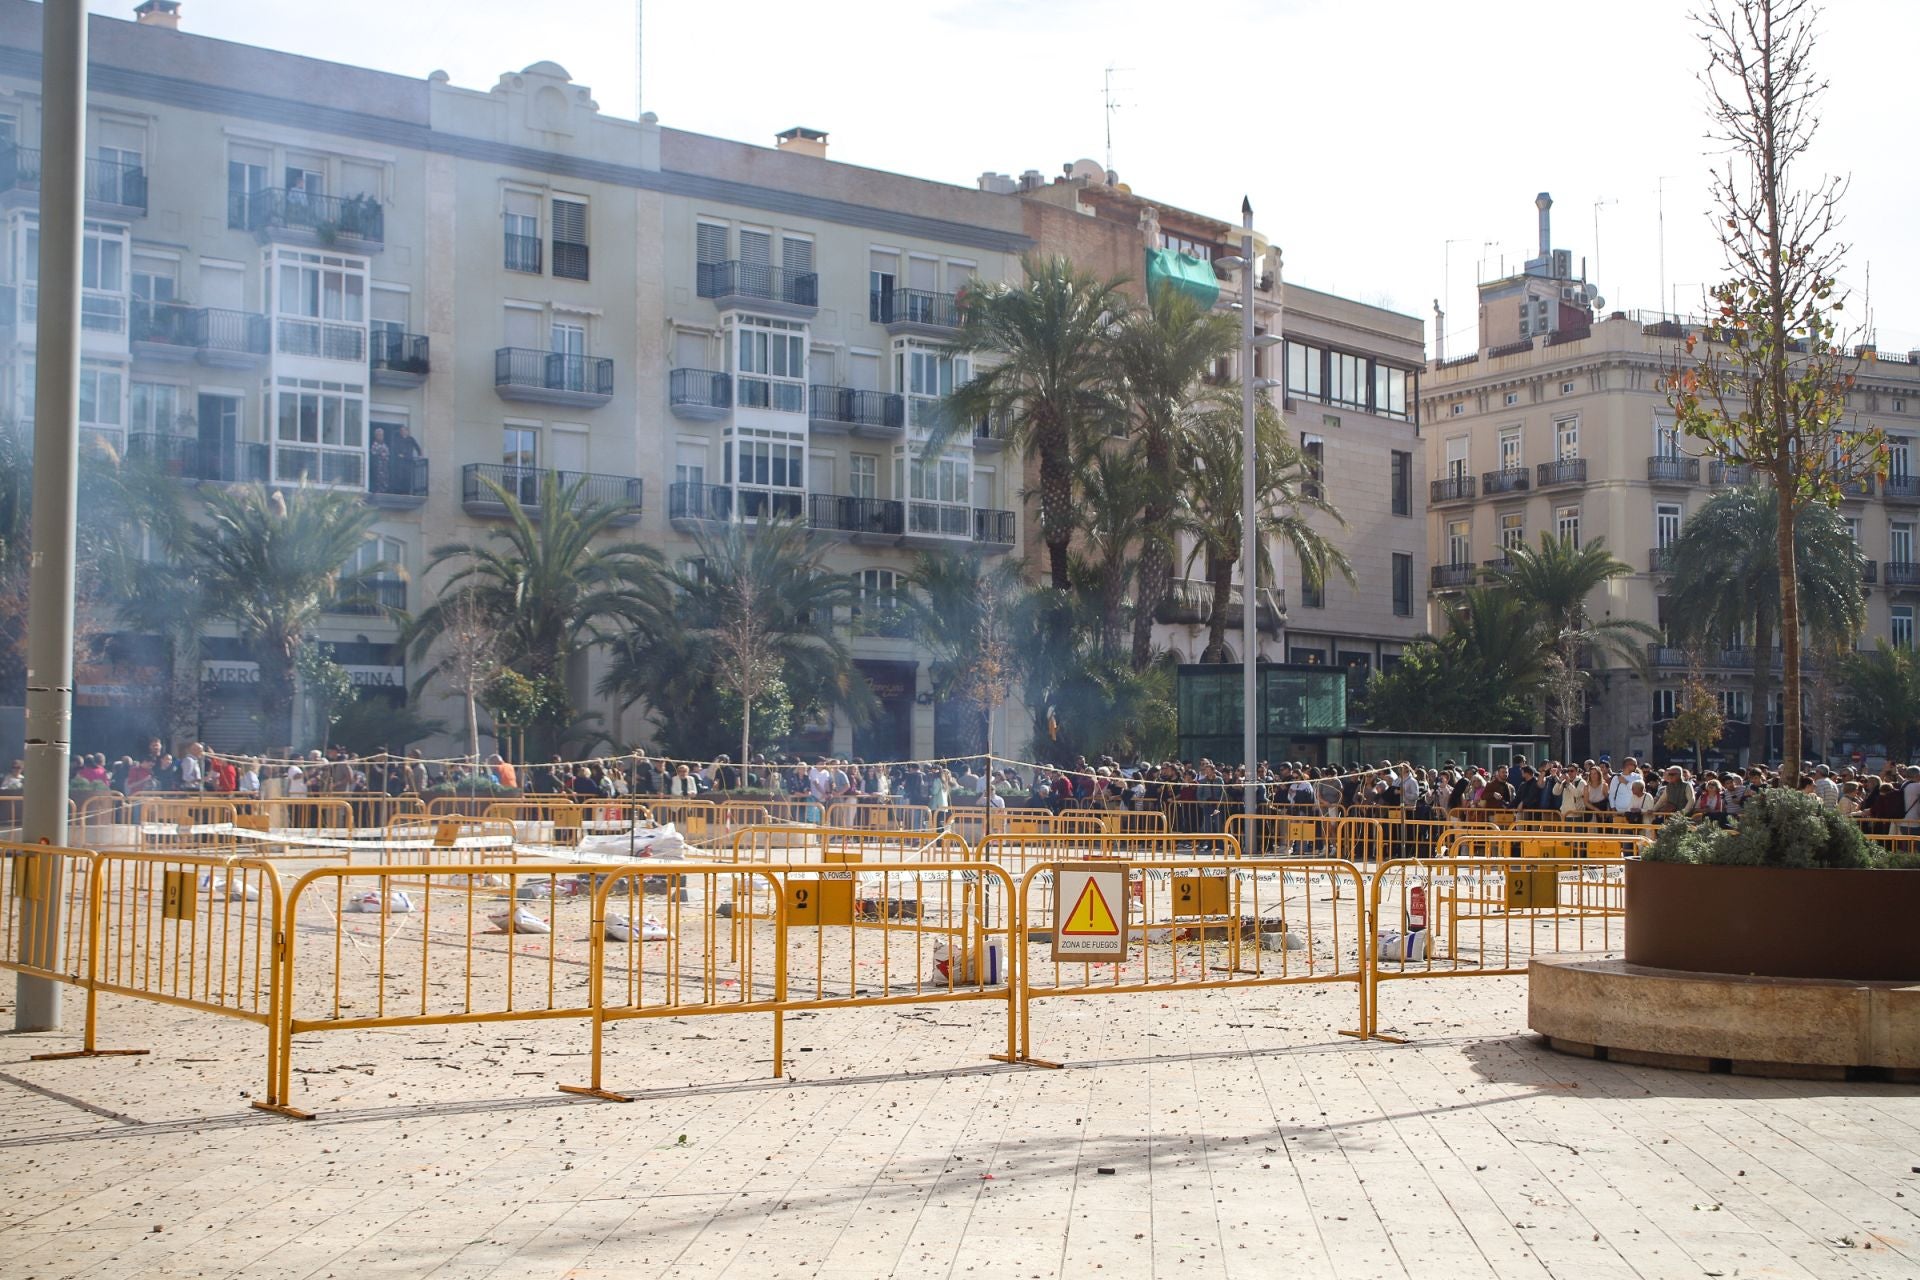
[382,815,518,867]
[947,808,1103,844]
[137,798,241,855]
[1007,856,1370,1065]
[559,859,1019,1100]
[642,798,717,841]
[262,859,616,1118]
[1063,808,1169,836]
[974,830,1241,882]
[1,841,95,989]
[727,824,974,866]
[1227,813,1344,858]
[1367,853,1632,1041]
[720,798,819,830]
[824,801,938,832]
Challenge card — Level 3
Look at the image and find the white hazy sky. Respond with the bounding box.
[144,0,1920,354]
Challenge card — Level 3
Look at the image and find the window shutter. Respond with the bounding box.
[696,222,728,265]
[552,199,586,244]
[739,229,771,265]
[782,236,813,276]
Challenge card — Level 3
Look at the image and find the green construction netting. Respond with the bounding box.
[1145,248,1220,310]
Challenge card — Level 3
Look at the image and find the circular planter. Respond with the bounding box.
[1626,859,1920,982]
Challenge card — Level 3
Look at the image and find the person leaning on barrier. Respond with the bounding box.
[1649,766,1694,818]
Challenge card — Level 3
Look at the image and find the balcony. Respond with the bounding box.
[1647,455,1701,485]
[1840,476,1874,500]
[734,377,806,414]
[328,578,408,617]
[1153,578,1281,633]
[493,347,614,408]
[1884,476,1920,505]
[1863,560,1879,585]
[1885,561,1920,589]
[849,606,915,640]
[666,482,804,529]
[668,368,731,420]
[1429,562,1476,590]
[503,232,542,274]
[1482,556,1514,575]
[552,240,588,281]
[1482,467,1529,496]
[1535,457,1587,488]
[1430,475,1475,505]
[125,432,269,484]
[1707,460,1755,486]
[461,463,641,525]
[229,188,384,251]
[808,385,904,436]
[276,317,366,363]
[973,507,1016,551]
[809,493,905,541]
[1650,546,1678,574]
[972,412,1011,452]
[873,288,961,336]
[369,331,429,387]
[0,146,147,217]
[0,283,12,331]
[1648,644,1690,668]
[368,454,429,510]
[697,260,818,319]
[129,301,270,367]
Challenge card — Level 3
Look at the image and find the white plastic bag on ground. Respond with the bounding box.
[490,905,550,934]
[1376,928,1428,962]
[1261,930,1306,952]
[198,873,260,902]
[605,913,670,942]
[343,889,414,913]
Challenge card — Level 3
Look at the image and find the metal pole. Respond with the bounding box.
[1240,198,1257,817]
[17,0,88,1032]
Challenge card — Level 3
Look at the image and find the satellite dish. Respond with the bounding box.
[1591,295,1606,310]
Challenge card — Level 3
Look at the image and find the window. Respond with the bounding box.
[1390,450,1411,516]
[1445,435,1469,480]
[272,248,366,360]
[1300,576,1324,608]
[1896,606,1915,651]
[896,448,970,537]
[79,223,127,334]
[1159,232,1213,260]
[131,254,178,303]
[1300,433,1324,500]
[1391,553,1412,616]
[852,568,901,618]
[1556,504,1581,548]
[1891,435,1914,480]
[1894,399,1907,414]
[849,453,878,499]
[503,425,538,469]
[1655,503,1683,549]
[1561,381,1576,395]
[226,148,268,228]
[1498,427,1522,472]
[1894,522,1915,566]
[1446,518,1470,566]
[1286,341,1323,401]
[1653,413,1680,459]
[1718,689,1751,722]
[78,364,124,434]
[897,342,970,429]
[346,535,405,584]
[696,222,729,266]
[869,250,898,322]
[1373,364,1409,420]
[1554,415,1580,460]
[1652,688,1678,720]
[551,197,587,280]
[724,426,806,518]
[1450,403,1464,417]
[1500,510,1525,551]
[674,441,707,489]
[739,228,770,266]
[1845,516,1862,546]
[781,235,813,278]
[129,381,184,435]
[734,318,806,412]
[1504,392,1520,407]
[504,191,541,273]
[272,376,366,487]
[1328,351,1368,409]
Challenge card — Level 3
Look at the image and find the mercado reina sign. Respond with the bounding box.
[201,661,405,689]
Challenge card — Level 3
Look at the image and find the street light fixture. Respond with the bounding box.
[1231,199,1282,816]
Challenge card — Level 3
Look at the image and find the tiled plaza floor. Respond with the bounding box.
[2,970,1916,1279]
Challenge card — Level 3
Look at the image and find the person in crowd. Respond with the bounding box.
[930,768,954,828]
[669,763,699,797]
[630,751,658,796]
[1809,764,1841,809]
[1608,757,1644,814]
[1690,775,1730,826]
[368,426,390,495]
[177,742,205,791]
[1649,766,1694,818]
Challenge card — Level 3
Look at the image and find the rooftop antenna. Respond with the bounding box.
[1591,196,1616,287]
[1103,66,1133,174]
[635,0,644,119]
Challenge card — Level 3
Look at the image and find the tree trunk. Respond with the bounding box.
[739,696,751,795]
[1778,491,1802,782]
[1132,536,1170,670]
[1037,429,1074,592]
[466,690,479,765]
[261,647,296,753]
[1201,553,1235,663]
[1748,624,1773,772]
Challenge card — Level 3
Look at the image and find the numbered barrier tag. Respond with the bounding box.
[1171,874,1229,917]
[1505,867,1563,910]
[785,874,854,927]
[162,869,197,921]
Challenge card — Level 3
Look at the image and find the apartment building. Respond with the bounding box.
[0,0,1028,760]
[1423,193,1920,764]
[996,164,1428,686]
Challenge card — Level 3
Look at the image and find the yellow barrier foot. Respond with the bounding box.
[1357,1030,1410,1045]
[249,1100,315,1121]
[29,1048,150,1061]
[989,1053,1062,1069]
[556,1083,633,1103]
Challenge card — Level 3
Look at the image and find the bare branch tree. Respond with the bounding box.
[422,588,504,767]
[1665,0,1868,782]
[712,572,784,779]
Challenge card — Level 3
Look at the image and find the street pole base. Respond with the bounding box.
[989,1052,1061,1069]
[557,1083,632,1103]
[29,1047,150,1061]
[249,1100,314,1120]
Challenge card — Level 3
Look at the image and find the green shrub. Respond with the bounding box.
[1711,788,1873,868]
[1641,815,1719,864]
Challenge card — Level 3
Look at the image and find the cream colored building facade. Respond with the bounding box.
[0,0,1028,760]
[1423,196,1920,763]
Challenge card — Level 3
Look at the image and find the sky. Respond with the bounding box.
[150,0,1920,356]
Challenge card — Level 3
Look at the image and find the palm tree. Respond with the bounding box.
[1175,403,1352,663]
[1663,488,1864,761]
[1073,442,1152,661]
[1839,642,1920,764]
[1488,533,1658,758]
[192,484,383,748]
[944,253,1131,591]
[902,550,1029,759]
[1111,284,1239,667]
[603,516,873,772]
[1363,587,1545,733]
[409,471,669,757]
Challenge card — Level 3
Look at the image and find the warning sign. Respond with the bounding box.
[1052,863,1128,962]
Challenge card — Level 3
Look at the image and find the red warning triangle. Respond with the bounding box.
[1061,877,1119,936]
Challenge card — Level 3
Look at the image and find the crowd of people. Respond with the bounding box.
[9,742,1920,838]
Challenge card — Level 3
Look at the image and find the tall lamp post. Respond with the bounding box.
[1217,199,1283,816]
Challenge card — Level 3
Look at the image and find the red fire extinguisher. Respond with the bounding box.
[1408,885,1427,932]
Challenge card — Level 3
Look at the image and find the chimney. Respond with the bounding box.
[774,126,827,159]
[1535,192,1553,259]
[134,0,182,29]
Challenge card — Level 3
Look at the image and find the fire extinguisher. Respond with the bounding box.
[1408,885,1427,932]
